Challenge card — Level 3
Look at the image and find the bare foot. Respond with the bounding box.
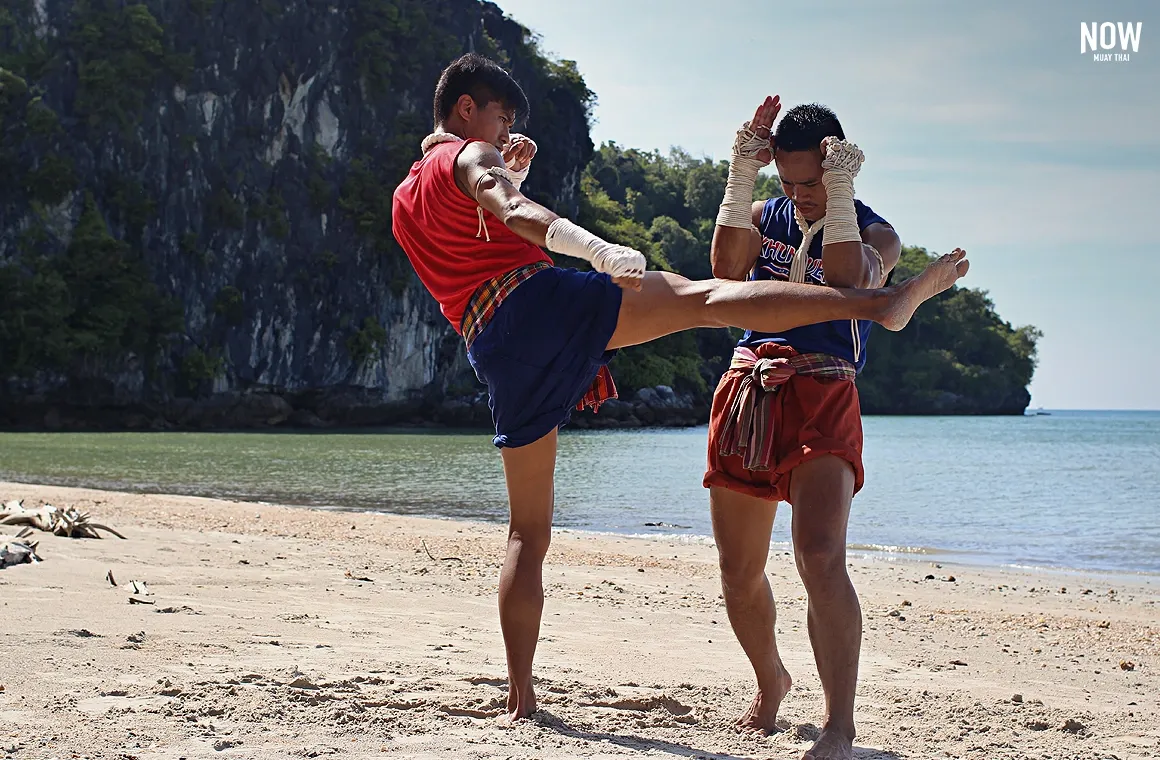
[496,678,537,726]
[802,724,855,759]
[736,663,793,733]
[879,248,970,331]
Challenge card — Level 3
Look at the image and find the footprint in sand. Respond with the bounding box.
[586,694,695,719]
[790,722,821,741]
[461,676,506,688]
[438,703,504,719]
[365,698,426,710]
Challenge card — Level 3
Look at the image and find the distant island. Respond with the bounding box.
[0,0,1037,431]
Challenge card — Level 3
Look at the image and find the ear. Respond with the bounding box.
[455,93,475,122]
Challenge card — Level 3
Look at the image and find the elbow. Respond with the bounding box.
[711,259,745,281]
[497,198,522,226]
[498,196,537,229]
[824,266,875,290]
[710,248,746,281]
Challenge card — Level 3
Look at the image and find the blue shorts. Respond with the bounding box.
[466,267,623,448]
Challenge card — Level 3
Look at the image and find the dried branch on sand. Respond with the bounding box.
[0,499,126,539]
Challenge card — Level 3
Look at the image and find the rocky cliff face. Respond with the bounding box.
[0,0,594,429]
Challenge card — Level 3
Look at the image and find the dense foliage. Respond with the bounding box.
[0,0,1038,417]
[574,145,1039,412]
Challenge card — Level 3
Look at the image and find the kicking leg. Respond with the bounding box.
[710,486,793,733]
[607,250,968,350]
[497,429,557,723]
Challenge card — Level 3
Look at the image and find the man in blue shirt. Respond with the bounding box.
[705,97,931,760]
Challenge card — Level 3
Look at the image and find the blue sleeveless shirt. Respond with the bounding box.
[737,196,888,373]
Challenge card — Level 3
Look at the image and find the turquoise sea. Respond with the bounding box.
[1,411,1157,575]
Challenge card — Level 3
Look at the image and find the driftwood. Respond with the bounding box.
[0,528,42,569]
[0,500,126,539]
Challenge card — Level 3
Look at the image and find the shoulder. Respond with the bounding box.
[853,198,889,229]
[454,139,503,170]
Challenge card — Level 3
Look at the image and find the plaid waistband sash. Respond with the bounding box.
[718,345,856,471]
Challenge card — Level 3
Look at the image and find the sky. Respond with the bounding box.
[494,0,1160,410]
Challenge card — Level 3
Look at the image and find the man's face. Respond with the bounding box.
[774,148,826,221]
[461,97,515,151]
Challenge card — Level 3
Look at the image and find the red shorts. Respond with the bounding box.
[703,355,865,504]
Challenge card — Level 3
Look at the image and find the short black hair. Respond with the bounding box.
[433,53,529,127]
[773,103,845,152]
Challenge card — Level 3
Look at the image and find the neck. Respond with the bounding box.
[437,121,468,140]
[421,128,464,155]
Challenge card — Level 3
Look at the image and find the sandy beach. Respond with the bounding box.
[1,481,1157,759]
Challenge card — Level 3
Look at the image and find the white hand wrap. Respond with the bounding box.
[505,164,530,190]
[715,121,769,230]
[504,135,536,190]
[820,139,865,247]
[545,219,646,278]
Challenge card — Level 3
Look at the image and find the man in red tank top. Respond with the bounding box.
[390,54,970,724]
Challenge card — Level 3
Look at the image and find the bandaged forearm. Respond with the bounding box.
[716,156,763,229]
[545,218,646,278]
[483,165,528,192]
[820,140,865,247]
[505,165,529,190]
[716,121,770,229]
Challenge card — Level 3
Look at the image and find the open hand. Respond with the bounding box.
[748,95,781,164]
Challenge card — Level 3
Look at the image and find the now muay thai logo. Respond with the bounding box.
[1081,22,1143,62]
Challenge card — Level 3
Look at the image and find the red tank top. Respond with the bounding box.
[391,139,552,332]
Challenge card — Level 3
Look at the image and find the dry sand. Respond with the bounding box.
[1,481,1157,759]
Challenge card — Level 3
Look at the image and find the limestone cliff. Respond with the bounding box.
[0,0,593,428]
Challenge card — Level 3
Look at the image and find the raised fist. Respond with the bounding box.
[820,137,865,178]
[503,134,537,173]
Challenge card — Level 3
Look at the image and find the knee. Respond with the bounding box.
[717,550,767,595]
[699,281,732,328]
[509,523,551,562]
[794,537,848,588]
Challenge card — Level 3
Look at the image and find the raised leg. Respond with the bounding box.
[607,250,968,350]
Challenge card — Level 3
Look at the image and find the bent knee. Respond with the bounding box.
[509,524,552,559]
[653,274,720,328]
[718,551,769,592]
[698,280,736,328]
[794,539,848,584]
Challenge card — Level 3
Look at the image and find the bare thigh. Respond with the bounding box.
[710,486,778,579]
[607,272,715,350]
[500,429,558,538]
[789,454,855,558]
